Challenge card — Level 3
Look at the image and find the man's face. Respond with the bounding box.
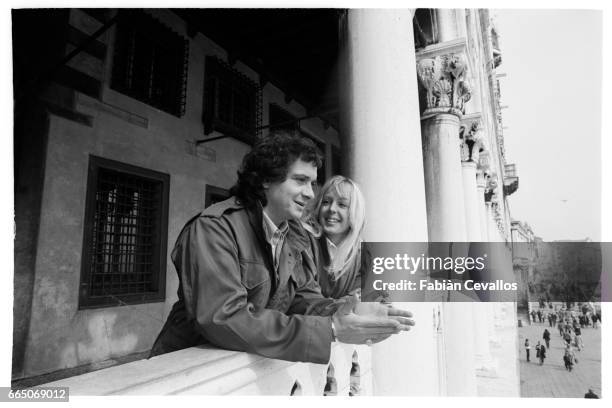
[263,159,317,225]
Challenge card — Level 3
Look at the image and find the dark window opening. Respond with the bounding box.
[331,145,341,177]
[269,103,326,186]
[204,56,262,144]
[269,102,298,133]
[80,156,169,308]
[413,9,438,50]
[205,185,230,208]
[111,10,188,117]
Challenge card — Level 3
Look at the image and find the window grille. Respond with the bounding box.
[111,10,188,117]
[203,56,262,144]
[80,156,169,308]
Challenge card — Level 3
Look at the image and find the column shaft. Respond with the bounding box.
[340,9,437,396]
[462,161,481,241]
[477,175,488,241]
[422,114,467,242]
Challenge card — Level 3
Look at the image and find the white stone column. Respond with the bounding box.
[339,9,437,396]
[476,170,488,241]
[461,160,480,242]
[460,130,497,379]
[416,39,478,396]
[472,303,498,378]
[422,114,468,241]
[436,9,467,43]
[460,115,484,242]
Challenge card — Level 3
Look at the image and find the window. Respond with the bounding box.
[269,103,298,133]
[269,103,326,186]
[79,156,170,308]
[413,9,438,50]
[111,10,188,117]
[204,56,262,144]
[331,145,341,177]
[205,185,230,208]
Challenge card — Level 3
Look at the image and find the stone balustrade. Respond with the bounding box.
[40,343,372,396]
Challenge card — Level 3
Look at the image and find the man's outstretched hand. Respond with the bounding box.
[331,295,415,345]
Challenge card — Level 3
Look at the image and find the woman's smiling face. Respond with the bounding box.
[318,184,351,245]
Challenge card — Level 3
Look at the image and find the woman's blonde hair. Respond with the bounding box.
[303,175,366,279]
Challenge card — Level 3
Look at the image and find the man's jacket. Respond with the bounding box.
[150,197,337,363]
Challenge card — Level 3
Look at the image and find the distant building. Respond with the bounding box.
[511,220,536,308]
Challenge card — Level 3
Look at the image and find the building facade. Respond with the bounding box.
[13,8,521,396]
[511,220,536,308]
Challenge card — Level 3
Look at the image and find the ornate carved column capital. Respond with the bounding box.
[459,114,484,163]
[416,39,472,119]
[484,172,498,202]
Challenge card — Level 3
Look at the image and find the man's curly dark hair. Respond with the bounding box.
[230,131,323,207]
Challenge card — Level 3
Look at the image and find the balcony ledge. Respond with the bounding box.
[39,343,372,396]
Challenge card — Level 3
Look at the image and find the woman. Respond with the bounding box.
[303,175,367,299]
[303,176,371,396]
[564,344,576,371]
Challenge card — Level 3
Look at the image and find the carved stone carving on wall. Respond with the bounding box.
[484,172,498,202]
[417,52,472,117]
[491,199,506,236]
[459,119,484,162]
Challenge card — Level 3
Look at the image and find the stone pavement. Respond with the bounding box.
[518,312,602,398]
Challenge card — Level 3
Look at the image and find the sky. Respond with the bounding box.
[494,9,603,241]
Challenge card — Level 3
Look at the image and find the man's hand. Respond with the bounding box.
[331,295,415,345]
[354,301,415,331]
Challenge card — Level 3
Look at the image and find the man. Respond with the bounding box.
[524,338,531,362]
[150,132,413,363]
[543,328,551,349]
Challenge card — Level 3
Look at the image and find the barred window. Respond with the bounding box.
[111,10,188,117]
[204,56,262,144]
[79,156,169,308]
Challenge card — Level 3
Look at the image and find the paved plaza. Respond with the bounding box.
[518,312,602,398]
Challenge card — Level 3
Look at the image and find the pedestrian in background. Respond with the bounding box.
[538,343,547,365]
[543,328,551,349]
[584,388,599,398]
[525,339,531,362]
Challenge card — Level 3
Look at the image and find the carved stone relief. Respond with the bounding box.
[416,52,472,117]
[459,120,484,163]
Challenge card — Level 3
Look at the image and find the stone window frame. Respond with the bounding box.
[79,155,170,309]
[110,10,189,117]
[203,55,262,145]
